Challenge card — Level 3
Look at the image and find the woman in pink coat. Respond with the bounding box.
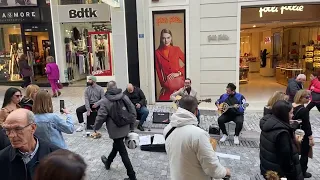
[45,56,61,97]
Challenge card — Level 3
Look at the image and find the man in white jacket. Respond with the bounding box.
[164,96,230,180]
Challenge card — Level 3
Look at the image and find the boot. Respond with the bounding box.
[137,124,145,131]
[101,155,111,170]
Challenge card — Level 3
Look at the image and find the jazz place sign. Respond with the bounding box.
[259,5,304,17]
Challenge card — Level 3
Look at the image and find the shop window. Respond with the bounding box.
[0,24,23,82]
[59,0,103,5]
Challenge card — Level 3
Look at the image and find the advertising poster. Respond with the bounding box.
[153,10,186,102]
[0,0,37,7]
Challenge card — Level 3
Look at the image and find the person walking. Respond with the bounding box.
[286,74,306,103]
[306,72,320,111]
[19,54,32,88]
[0,87,22,125]
[45,56,61,97]
[292,90,314,178]
[260,100,303,180]
[93,81,137,180]
[33,90,74,149]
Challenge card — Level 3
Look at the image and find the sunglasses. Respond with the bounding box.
[14,95,22,98]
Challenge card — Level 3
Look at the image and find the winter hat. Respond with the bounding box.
[89,76,97,82]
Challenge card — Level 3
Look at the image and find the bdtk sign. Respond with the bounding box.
[69,8,97,18]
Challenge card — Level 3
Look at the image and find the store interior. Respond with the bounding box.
[62,22,113,84]
[239,4,320,106]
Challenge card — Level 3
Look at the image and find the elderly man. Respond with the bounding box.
[0,109,60,180]
[123,83,149,131]
[76,76,105,132]
[286,74,306,103]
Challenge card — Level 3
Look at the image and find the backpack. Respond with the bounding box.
[109,98,135,127]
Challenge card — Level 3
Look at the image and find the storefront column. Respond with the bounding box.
[110,0,129,90]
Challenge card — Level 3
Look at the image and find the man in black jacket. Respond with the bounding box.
[286,74,306,103]
[124,83,149,131]
[0,109,60,180]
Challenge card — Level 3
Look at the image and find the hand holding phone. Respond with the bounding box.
[60,100,65,113]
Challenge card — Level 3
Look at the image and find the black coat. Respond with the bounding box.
[260,114,303,180]
[286,78,303,103]
[123,87,147,107]
[0,126,10,151]
[0,138,60,180]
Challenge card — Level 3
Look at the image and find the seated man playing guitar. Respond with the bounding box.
[170,78,201,124]
[215,83,247,145]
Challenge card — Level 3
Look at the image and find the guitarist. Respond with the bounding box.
[170,78,200,124]
[215,83,246,145]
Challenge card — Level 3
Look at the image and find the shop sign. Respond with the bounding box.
[58,4,111,23]
[0,8,40,23]
[207,34,229,42]
[102,0,120,8]
[259,5,304,18]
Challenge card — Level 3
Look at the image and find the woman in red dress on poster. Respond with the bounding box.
[155,29,185,101]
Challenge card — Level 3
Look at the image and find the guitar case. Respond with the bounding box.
[140,136,166,152]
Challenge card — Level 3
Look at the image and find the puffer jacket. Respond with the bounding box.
[163,108,227,180]
[260,114,303,180]
[94,88,136,139]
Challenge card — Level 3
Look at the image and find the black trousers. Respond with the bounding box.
[107,137,136,179]
[218,114,244,136]
[76,104,98,123]
[21,77,31,88]
[300,136,310,174]
[306,101,320,111]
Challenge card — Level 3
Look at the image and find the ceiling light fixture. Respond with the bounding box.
[253,25,256,28]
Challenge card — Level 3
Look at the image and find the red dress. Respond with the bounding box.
[155,45,185,101]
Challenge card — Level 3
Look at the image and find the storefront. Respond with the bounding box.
[137,0,320,107]
[50,0,130,88]
[0,0,54,84]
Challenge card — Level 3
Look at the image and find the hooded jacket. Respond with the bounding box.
[286,78,303,102]
[163,108,227,180]
[94,88,136,139]
[260,114,303,180]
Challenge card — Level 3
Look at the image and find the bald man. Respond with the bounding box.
[286,74,306,103]
[124,84,148,131]
[0,109,60,180]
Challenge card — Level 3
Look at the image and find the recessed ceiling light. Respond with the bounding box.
[253,25,256,28]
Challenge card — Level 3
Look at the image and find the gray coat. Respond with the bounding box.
[94,88,136,139]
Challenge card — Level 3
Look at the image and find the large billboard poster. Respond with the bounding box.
[153,10,186,102]
[0,0,37,7]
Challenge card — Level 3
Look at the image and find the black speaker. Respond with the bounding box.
[152,112,170,124]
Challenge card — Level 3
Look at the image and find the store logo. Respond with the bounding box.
[69,8,98,18]
[207,34,229,42]
[259,5,304,17]
[1,11,36,18]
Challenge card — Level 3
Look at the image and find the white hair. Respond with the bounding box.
[26,110,35,124]
[296,74,306,80]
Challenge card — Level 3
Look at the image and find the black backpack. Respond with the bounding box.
[109,98,135,127]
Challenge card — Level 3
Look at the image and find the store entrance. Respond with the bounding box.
[239,4,320,105]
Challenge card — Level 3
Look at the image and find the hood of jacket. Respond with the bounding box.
[105,88,124,101]
[260,114,291,133]
[170,107,198,127]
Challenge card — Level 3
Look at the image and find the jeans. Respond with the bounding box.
[21,76,31,88]
[136,106,149,126]
[107,137,136,179]
[218,114,244,136]
[306,101,320,112]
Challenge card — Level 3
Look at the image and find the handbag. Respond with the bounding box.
[56,80,63,89]
[159,59,184,92]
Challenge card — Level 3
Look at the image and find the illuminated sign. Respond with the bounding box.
[259,5,304,17]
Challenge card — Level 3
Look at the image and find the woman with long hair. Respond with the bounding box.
[45,56,61,97]
[0,87,22,125]
[33,90,74,148]
[34,149,87,180]
[20,84,40,111]
[306,72,320,111]
[155,29,185,101]
[19,54,33,88]
[292,90,314,178]
[260,100,303,180]
[264,91,289,115]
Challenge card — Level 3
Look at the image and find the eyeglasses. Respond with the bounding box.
[2,123,34,135]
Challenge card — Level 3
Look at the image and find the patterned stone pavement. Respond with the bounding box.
[1,86,320,180]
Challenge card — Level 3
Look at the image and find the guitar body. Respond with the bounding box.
[218,102,249,115]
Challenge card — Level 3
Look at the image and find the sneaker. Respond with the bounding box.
[137,124,145,131]
[76,123,84,132]
[220,134,228,142]
[101,155,111,170]
[304,172,312,178]
[234,136,240,145]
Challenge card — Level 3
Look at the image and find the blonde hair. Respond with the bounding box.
[267,91,289,108]
[25,84,40,100]
[294,90,309,104]
[33,90,53,114]
[46,56,55,63]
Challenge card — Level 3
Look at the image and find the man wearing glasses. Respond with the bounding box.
[0,109,60,180]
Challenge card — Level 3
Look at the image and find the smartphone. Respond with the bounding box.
[60,100,65,113]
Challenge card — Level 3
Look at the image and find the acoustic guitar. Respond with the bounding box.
[172,95,212,110]
[217,102,249,115]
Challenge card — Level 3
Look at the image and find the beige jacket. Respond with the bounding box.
[170,87,199,101]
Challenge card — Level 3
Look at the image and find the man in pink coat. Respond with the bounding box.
[45,56,61,97]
